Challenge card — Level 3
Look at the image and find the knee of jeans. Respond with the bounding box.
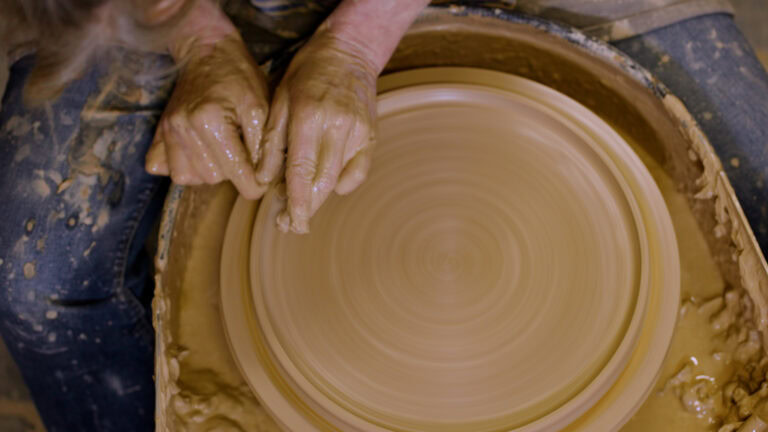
[0,206,121,316]
[0,243,116,352]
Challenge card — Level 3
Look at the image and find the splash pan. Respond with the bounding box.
[220,68,680,431]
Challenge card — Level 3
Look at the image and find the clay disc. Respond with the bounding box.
[220,68,679,431]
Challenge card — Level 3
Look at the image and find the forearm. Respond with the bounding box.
[322,0,431,74]
[164,0,240,61]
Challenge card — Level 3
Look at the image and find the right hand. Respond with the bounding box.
[265,32,378,234]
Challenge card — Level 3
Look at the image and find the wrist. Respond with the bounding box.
[166,0,239,61]
[322,0,430,74]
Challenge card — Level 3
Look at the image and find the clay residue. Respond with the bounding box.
[626,286,768,431]
[154,12,768,431]
[153,184,279,432]
[623,88,768,432]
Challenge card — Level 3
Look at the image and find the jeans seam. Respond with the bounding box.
[111,180,163,348]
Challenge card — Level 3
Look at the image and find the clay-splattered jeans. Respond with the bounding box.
[0,52,174,431]
[0,2,342,430]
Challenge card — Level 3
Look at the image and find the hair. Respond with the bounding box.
[2,0,195,105]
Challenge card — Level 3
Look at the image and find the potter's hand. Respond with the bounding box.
[145,1,280,199]
[267,33,377,233]
[269,0,430,234]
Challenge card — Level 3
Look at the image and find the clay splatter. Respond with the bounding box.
[32,179,51,198]
[92,208,110,233]
[83,242,96,257]
[5,115,32,136]
[23,262,36,279]
[13,144,31,163]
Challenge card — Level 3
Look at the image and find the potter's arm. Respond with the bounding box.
[162,0,239,61]
[324,0,433,74]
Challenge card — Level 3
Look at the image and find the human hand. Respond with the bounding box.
[146,32,280,199]
[266,32,377,233]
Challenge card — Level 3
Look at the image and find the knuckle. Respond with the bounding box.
[166,112,187,131]
[288,157,316,177]
[190,103,222,124]
[293,99,322,116]
[248,99,269,116]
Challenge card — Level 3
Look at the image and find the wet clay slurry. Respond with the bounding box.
[156,13,768,428]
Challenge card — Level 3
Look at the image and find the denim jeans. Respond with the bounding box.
[1,6,767,432]
[613,13,768,252]
[0,51,174,431]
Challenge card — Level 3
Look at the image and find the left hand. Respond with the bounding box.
[264,31,378,233]
[144,0,280,199]
[146,35,277,199]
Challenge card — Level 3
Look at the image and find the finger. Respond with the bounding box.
[194,115,266,200]
[283,109,322,234]
[310,122,350,216]
[165,129,203,185]
[146,132,169,175]
[256,87,289,185]
[173,122,222,184]
[336,122,374,195]
[239,102,267,166]
[336,144,373,195]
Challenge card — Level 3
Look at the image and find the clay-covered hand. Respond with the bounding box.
[265,32,377,233]
[146,35,280,199]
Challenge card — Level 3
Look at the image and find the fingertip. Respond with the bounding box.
[335,150,371,195]
[146,138,169,175]
[146,157,169,176]
[287,199,310,234]
[276,211,291,233]
[166,135,203,186]
[276,207,309,234]
[236,182,268,201]
[291,218,310,234]
[335,179,361,195]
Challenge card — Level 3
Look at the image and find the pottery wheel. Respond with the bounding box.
[220,68,680,431]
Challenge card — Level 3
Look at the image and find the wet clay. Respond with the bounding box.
[622,145,768,432]
[155,11,768,432]
[218,68,681,431]
[154,125,727,432]
[154,185,280,431]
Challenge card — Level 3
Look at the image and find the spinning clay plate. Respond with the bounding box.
[220,68,680,431]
